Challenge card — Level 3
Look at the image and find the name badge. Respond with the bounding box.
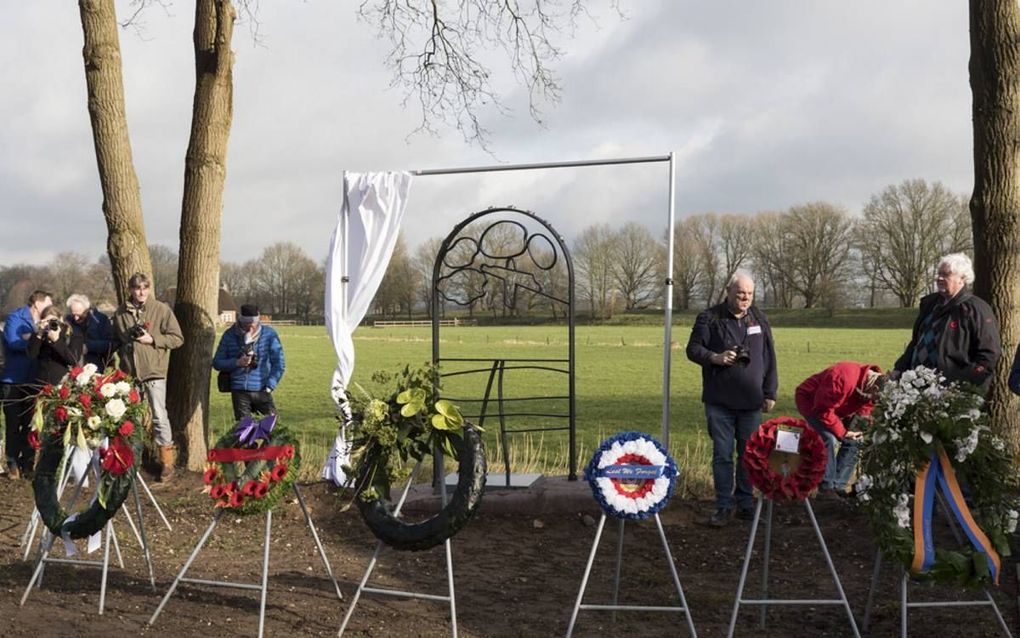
[747,325,762,335]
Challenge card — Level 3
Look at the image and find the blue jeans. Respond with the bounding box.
[706,403,761,510]
[805,416,860,491]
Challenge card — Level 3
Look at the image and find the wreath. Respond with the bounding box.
[858,366,1017,588]
[584,432,678,520]
[343,364,486,551]
[32,365,147,539]
[203,414,299,516]
[742,416,827,501]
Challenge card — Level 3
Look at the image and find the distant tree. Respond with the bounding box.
[750,212,795,308]
[413,237,443,319]
[671,217,706,310]
[693,214,723,305]
[610,222,663,310]
[375,234,418,319]
[148,244,179,299]
[718,214,754,288]
[47,252,93,303]
[573,224,615,319]
[783,203,854,308]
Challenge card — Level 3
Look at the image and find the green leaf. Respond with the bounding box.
[63,423,72,447]
[400,402,419,418]
[76,425,88,451]
[97,478,110,509]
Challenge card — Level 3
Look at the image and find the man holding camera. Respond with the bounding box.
[2,290,53,478]
[113,273,184,482]
[686,271,777,526]
[212,304,285,420]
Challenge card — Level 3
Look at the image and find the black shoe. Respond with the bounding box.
[705,508,733,527]
[735,507,755,521]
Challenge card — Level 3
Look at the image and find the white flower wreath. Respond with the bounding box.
[585,432,677,520]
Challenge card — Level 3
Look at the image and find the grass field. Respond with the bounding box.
[207,316,913,484]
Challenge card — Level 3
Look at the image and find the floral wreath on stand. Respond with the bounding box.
[858,366,1017,588]
[32,365,148,539]
[742,416,827,501]
[584,432,678,520]
[343,364,486,552]
[204,414,299,516]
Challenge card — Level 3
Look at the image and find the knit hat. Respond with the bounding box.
[239,304,260,324]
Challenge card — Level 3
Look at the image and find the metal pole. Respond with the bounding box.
[610,518,625,622]
[862,550,882,631]
[727,496,763,638]
[654,513,698,637]
[21,446,74,559]
[900,571,908,638]
[759,498,773,629]
[413,155,671,177]
[131,478,156,590]
[137,472,173,531]
[292,484,343,601]
[148,510,224,626]
[108,520,125,569]
[803,499,860,638]
[565,513,608,638]
[257,509,273,638]
[661,151,676,445]
[98,522,113,615]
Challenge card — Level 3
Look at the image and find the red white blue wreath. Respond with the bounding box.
[584,432,678,520]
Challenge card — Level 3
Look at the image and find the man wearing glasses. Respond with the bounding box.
[113,272,184,481]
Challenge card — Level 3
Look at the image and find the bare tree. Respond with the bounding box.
[610,222,663,310]
[750,212,795,308]
[969,0,1020,458]
[573,223,615,319]
[148,243,179,299]
[694,214,723,305]
[671,217,705,310]
[784,203,854,308]
[413,237,444,318]
[47,252,93,303]
[718,214,754,286]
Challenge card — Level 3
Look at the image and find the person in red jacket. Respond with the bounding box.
[795,362,885,496]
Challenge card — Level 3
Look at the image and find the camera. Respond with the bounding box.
[44,319,60,332]
[241,343,257,368]
[730,344,751,366]
[128,323,147,340]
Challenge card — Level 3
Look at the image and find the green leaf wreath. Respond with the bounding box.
[857,366,1018,588]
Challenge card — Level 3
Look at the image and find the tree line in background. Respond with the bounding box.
[0,179,971,322]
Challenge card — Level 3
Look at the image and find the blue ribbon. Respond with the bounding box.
[234,414,277,447]
[598,464,665,480]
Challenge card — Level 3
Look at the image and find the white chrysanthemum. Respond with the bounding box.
[893,493,911,529]
[105,398,127,421]
[1008,511,1018,534]
[856,474,873,494]
[99,383,117,398]
[87,415,102,430]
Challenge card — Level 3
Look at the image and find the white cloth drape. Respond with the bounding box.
[320,171,412,485]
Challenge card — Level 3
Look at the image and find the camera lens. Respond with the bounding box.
[46,319,60,331]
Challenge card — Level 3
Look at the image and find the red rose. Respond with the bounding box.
[210,484,226,499]
[228,491,245,508]
[253,482,270,499]
[70,367,84,378]
[58,386,71,400]
[99,438,134,476]
[118,420,135,437]
[54,406,68,423]
[269,464,288,482]
[110,370,126,382]
[41,384,53,395]
[203,468,218,485]
[128,389,140,404]
[79,394,92,408]
[27,431,40,450]
[242,480,259,496]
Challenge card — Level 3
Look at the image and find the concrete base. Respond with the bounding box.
[446,472,544,490]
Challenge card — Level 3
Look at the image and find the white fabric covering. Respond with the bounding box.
[321,172,412,485]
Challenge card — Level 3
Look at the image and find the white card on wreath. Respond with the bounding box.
[775,428,801,454]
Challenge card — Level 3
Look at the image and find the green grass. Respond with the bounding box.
[207,321,912,482]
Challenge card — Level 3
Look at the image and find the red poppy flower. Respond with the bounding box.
[253,482,270,499]
[210,484,226,499]
[228,491,245,507]
[203,468,218,485]
[242,480,259,496]
[27,431,40,450]
[227,480,239,494]
[128,389,140,404]
[58,386,71,400]
[270,464,288,482]
[41,384,53,395]
[742,416,826,502]
[118,420,135,437]
[54,406,68,423]
[99,438,134,476]
[281,445,295,459]
[949,320,959,329]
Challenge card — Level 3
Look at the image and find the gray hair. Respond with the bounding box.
[938,253,974,285]
[725,269,755,290]
[66,293,91,311]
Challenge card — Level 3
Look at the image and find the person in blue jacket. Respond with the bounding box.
[65,293,113,369]
[2,289,53,478]
[212,304,285,420]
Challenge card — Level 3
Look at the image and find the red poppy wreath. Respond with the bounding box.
[742,416,826,501]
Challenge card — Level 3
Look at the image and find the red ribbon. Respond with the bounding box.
[208,445,290,462]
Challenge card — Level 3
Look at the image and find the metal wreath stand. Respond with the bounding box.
[20,447,161,615]
[339,154,678,638]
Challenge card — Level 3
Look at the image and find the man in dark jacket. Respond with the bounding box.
[66,293,113,369]
[893,253,1001,393]
[687,271,778,526]
[2,289,52,478]
[212,304,285,420]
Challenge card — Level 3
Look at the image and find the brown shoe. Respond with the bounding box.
[158,445,176,482]
[7,467,21,480]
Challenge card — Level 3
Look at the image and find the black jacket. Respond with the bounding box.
[28,326,84,387]
[686,303,778,410]
[894,290,1001,393]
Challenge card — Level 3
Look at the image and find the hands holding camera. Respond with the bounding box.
[236,343,256,369]
[36,318,61,343]
[710,345,750,367]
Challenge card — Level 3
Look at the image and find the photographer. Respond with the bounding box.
[65,293,113,369]
[2,290,52,479]
[686,271,777,527]
[28,306,85,386]
[213,304,285,420]
[113,273,184,482]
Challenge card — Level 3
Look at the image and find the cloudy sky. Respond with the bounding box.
[1,1,972,266]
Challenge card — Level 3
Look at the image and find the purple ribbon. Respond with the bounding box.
[234,414,277,447]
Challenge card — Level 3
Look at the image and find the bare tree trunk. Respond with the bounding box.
[167,0,236,470]
[969,0,1020,462]
[78,0,151,303]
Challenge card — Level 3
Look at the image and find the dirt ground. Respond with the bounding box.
[0,470,1017,637]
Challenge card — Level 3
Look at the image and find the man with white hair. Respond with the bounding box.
[687,270,778,526]
[65,293,113,369]
[893,253,1001,393]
